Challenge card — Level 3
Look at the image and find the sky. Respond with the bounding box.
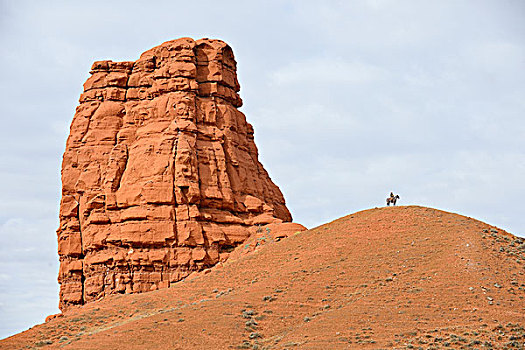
[0,0,524,339]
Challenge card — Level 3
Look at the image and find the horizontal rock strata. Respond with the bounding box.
[57,38,293,310]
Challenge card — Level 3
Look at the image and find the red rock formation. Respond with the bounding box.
[57,38,293,310]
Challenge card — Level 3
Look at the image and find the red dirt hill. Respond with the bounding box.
[2,206,524,349]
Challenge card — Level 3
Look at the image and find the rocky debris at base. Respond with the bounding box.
[227,222,307,261]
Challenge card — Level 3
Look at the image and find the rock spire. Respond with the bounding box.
[57,38,294,309]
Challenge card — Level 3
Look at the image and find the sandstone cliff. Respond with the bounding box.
[57,38,297,310]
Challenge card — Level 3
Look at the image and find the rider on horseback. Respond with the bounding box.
[387,192,400,206]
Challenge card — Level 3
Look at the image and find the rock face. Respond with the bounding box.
[57,38,293,310]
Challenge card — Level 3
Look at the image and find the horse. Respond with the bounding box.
[386,194,400,206]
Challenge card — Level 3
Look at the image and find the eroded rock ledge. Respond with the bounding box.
[57,38,302,310]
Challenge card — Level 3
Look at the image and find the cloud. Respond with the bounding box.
[0,218,59,338]
[463,41,525,79]
[271,58,388,85]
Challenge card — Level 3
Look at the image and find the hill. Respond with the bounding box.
[2,206,524,349]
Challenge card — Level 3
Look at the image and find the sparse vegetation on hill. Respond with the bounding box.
[2,206,524,349]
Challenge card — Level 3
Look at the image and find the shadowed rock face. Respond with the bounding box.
[57,38,293,310]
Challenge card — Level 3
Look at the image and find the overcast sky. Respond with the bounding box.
[1,0,524,339]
